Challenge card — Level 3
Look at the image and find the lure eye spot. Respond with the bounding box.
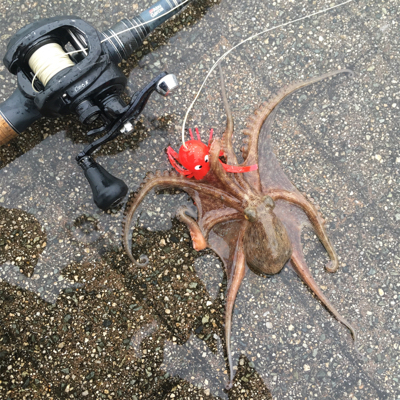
[194,165,202,170]
[204,155,209,162]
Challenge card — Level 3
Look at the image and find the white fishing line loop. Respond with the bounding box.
[29,43,75,90]
[181,0,354,146]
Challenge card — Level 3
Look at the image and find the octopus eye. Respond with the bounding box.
[194,165,202,170]
[204,155,209,163]
[244,207,257,222]
[263,195,275,209]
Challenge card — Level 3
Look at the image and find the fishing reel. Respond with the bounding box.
[0,0,188,209]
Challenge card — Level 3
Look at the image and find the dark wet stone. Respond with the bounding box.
[85,371,95,381]
[2,334,10,344]
[377,369,385,374]
[22,376,30,388]
[170,235,179,243]
[102,319,112,328]
[64,314,72,322]
[195,325,204,334]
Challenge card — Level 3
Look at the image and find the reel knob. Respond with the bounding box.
[78,156,128,210]
[156,74,179,96]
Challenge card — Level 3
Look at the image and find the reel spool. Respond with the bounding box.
[28,42,76,89]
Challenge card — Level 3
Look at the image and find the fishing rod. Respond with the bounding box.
[0,0,193,210]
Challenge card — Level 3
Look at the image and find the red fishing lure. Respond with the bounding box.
[167,128,258,180]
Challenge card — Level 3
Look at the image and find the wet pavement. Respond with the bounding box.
[0,0,399,399]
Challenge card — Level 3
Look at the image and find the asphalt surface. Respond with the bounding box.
[0,0,399,399]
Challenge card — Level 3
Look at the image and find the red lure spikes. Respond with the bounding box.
[167,128,258,180]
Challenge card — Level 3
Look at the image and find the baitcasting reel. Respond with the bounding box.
[0,0,189,209]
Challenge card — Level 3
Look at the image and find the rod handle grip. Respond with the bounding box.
[0,113,18,146]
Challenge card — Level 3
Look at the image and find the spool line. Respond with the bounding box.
[29,43,75,90]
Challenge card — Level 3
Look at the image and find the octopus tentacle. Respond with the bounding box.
[241,69,353,166]
[209,139,252,203]
[290,249,357,345]
[176,206,207,251]
[219,63,236,165]
[224,220,249,390]
[201,209,244,238]
[217,63,242,197]
[267,188,338,272]
[122,170,243,264]
[218,63,258,198]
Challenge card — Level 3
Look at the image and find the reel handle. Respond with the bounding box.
[78,156,128,211]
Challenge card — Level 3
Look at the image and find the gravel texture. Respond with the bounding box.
[0,0,399,399]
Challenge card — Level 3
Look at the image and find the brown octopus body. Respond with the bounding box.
[122,65,356,390]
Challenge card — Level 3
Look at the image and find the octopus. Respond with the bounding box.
[122,65,356,389]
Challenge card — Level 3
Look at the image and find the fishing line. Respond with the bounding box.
[181,0,354,146]
[27,0,353,142]
[30,46,93,91]
[29,43,76,91]
[28,0,192,89]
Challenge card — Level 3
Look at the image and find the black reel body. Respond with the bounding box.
[4,16,127,123]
